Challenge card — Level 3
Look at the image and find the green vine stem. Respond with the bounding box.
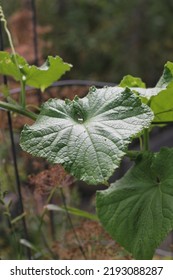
[3,202,23,259]
[143,128,149,151]
[21,75,26,108]
[37,186,57,234]
[126,150,141,160]
[0,6,16,60]
[0,100,37,120]
[0,6,26,108]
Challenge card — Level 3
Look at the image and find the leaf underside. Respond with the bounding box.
[96,148,173,259]
[20,87,153,185]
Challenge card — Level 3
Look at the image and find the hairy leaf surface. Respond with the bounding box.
[96,148,173,259]
[0,51,71,91]
[20,87,153,184]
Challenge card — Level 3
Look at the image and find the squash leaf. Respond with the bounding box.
[96,148,173,259]
[20,86,153,184]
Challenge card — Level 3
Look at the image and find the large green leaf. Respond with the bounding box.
[96,148,173,259]
[0,51,72,91]
[20,87,153,184]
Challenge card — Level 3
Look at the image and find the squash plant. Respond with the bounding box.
[1,6,173,260]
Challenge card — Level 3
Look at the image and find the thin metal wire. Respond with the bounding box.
[0,79,116,99]
[0,20,31,260]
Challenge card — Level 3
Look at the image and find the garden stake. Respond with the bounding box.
[0,20,31,260]
[30,0,42,104]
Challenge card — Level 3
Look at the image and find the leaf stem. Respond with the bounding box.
[37,186,57,234]
[20,76,26,108]
[0,100,38,120]
[143,129,149,151]
[126,150,141,160]
[59,187,87,260]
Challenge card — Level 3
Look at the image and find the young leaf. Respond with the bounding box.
[118,75,164,101]
[0,51,72,91]
[156,61,173,88]
[20,87,153,185]
[119,75,146,88]
[96,148,173,259]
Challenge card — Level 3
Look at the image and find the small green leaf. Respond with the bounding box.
[96,148,173,259]
[0,51,72,91]
[20,87,153,185]
[156,61,173,88]
[119,75,146,88]
[119,75,163,101]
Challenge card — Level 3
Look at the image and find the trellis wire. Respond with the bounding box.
[0,80,116,99]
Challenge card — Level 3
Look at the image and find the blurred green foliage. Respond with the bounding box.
[2,0,173,85]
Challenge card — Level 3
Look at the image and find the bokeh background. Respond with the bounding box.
[2,0,173,85]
